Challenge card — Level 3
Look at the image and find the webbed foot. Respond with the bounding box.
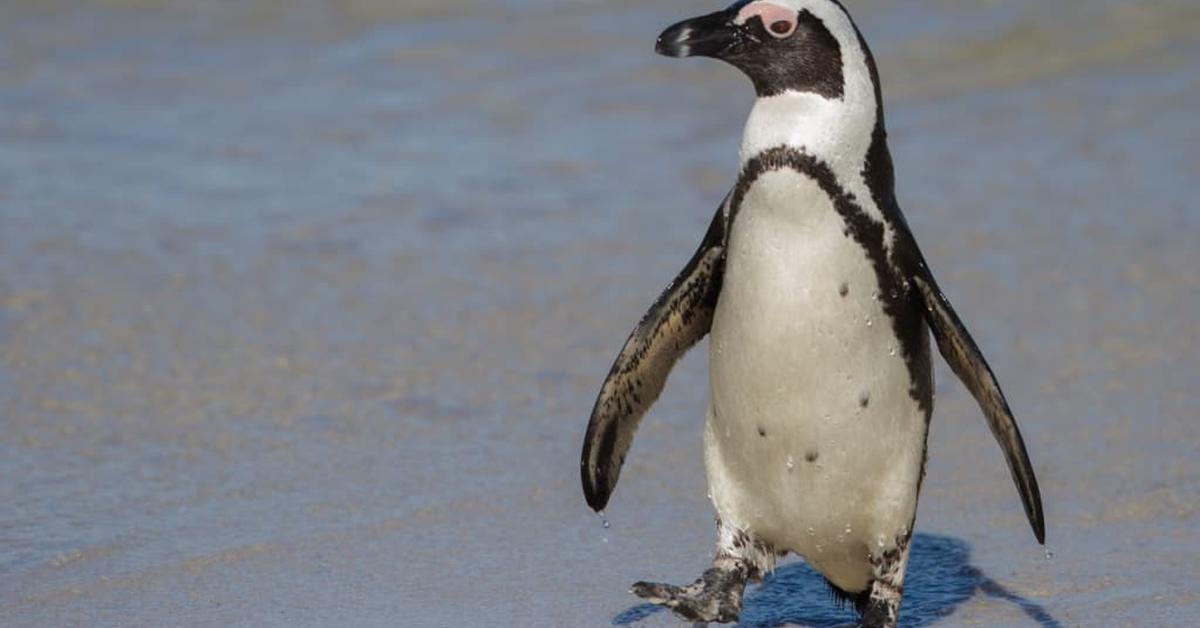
[631,566,746,624]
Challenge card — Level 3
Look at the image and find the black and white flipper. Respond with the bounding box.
[906,256,1046,543]
[580,200,728,512]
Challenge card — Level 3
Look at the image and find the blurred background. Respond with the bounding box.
[1,0,1197,626]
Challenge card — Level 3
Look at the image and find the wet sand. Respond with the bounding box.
[2,1,1198,626]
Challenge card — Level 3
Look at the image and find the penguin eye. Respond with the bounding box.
[768,20,795,37]
[734,2,798,40]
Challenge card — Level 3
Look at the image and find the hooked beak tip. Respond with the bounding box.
[655,26,694,58]
[655,39,690,58]
[655,11,738,60]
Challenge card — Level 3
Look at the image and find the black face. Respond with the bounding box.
[655,1,844,99]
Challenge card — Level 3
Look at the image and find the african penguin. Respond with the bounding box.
[580,1,1046,626]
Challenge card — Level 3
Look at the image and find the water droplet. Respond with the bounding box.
[786,456,795,471]
[865,316,874,327]
[844,524,853,535]
[888,347,897,356]
[1043,548,1055,561]
[807,527,815,537]
[598,511,610,530]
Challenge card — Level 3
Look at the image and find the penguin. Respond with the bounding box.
[579,1,1046,626]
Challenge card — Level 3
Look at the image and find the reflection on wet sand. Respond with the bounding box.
[615,534,1062,627]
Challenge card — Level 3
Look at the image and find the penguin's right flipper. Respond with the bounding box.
[581,199,728,512]
[910,271,1045,544]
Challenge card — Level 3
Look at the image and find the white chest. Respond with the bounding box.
[705,168,927,591]
[712,168,900,386]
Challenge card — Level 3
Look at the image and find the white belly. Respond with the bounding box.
[706,169,928,592]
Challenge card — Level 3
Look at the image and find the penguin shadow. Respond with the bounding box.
[612,533,1060,627]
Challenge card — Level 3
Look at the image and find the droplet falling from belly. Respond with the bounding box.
[786,455,796,472]
[598,511,611,529]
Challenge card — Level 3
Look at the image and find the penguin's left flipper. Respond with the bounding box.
[581,198,728,512]
[910,269,1046,544]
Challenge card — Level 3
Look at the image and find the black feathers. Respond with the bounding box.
[728,10,845,98]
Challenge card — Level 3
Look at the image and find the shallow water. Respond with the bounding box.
[1,1,1198,626]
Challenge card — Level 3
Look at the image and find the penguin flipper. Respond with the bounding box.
[911,271,1046,544]
[581,201,728,512]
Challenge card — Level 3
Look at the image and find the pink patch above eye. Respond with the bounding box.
[734,1,797,38]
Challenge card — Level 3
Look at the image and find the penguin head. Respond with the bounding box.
[656,0,861,99]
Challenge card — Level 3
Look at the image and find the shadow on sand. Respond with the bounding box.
[613,533,1059,627]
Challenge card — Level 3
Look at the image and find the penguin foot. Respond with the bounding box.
[855,607,895,628]
[631,566,746,624]
[854,538,909,628]
[855,588,900,628]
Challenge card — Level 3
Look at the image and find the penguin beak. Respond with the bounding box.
[655,8,741,59]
